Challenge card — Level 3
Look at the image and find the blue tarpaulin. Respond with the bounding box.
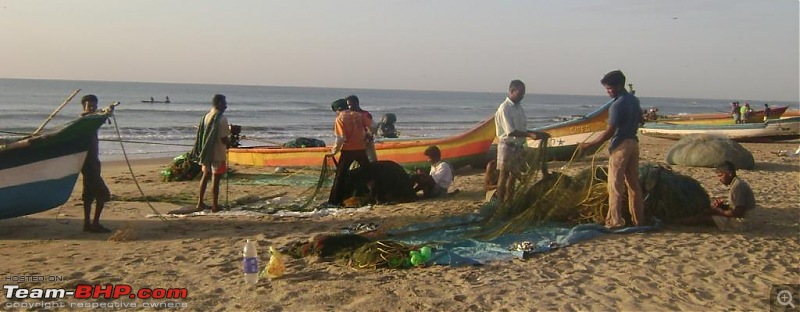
[387,214,659,266]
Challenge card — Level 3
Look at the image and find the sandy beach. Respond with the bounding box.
[1,136,798,311]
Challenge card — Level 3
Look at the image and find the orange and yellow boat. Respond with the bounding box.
[228,116,496,169]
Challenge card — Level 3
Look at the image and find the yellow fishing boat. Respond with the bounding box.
[228,116,497,169]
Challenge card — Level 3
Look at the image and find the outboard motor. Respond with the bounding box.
[229,124,242,148]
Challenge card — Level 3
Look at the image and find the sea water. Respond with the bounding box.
[0,78,793,160]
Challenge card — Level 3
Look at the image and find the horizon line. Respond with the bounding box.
[1,76,797,104]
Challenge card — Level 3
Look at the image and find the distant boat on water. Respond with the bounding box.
[141,96,171,104]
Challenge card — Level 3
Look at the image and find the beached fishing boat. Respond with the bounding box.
[0,110,112,220]
[228,116,497,169]
[522,99,614,160]
[639,116,800,142]
[782,108,800,118]
[660,106,788,125]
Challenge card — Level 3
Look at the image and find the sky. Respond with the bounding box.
[1,0,798,101]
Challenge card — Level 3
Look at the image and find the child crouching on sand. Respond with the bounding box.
[411,146,454,198]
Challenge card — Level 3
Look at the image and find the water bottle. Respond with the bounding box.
[243,239,258,284]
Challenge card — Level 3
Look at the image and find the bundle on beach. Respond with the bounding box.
[484,165,610,237]
[282,137,326,148]
[484,158,712,238]
[640,163,711,222]
[350,240,416,269]
[287,234,373,259]
[161,152,201,182]
[286,234,429,270]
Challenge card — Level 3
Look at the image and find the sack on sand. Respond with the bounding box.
[665,135,754,169]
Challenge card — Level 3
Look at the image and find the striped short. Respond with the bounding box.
[497,143,525,174]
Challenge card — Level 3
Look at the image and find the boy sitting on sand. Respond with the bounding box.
[411,146,453,198]
[677,161,756,231]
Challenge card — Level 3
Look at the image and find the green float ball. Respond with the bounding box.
[420,246,432,259]
[410,254,423,266]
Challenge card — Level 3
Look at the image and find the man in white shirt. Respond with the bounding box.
[494,80,549,204]
[412,146,453,198]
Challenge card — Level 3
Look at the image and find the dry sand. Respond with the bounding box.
[1,136,798,311]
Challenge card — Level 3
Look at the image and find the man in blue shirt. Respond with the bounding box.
[579,70,646,228]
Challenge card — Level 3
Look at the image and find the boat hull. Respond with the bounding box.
[661,106,788,125]
[228,116,497,169]
[523,100,613,160]
[640,117,800,142]
[0,113,110,220]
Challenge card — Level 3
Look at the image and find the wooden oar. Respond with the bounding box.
[32,89,81,136]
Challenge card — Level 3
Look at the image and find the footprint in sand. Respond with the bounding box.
[88,265,104,272]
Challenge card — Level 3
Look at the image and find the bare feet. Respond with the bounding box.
[84,224,112,233]
[194,203,209,212]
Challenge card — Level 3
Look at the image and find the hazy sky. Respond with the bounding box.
[1,0,798,101]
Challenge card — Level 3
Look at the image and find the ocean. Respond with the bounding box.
[1,78,794,160]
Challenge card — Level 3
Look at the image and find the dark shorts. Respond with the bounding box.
[82,174,110,203]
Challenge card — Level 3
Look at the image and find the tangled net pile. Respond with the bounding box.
[482,140,711,238]
[160,152,201,182]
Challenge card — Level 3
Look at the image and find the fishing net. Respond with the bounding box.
[640,163,711,222]
[235,155,338,212]
[480,140,712,238]
[282,137,326,148]
[665,134,755,170]
[160,152,201,182]
[286,233,374,259]
[286,236,410,269]
[349,240,417,269]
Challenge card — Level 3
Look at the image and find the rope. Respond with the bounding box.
[295,155,336,210]
[109,113,177,227]
[99,139,193,147]
[0,130,29,136]
[482,132,609,238]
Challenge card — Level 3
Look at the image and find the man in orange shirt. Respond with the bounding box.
[325,99,372,206]
[346,95,377,162]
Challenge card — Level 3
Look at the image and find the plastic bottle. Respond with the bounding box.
[243,239,259,284]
